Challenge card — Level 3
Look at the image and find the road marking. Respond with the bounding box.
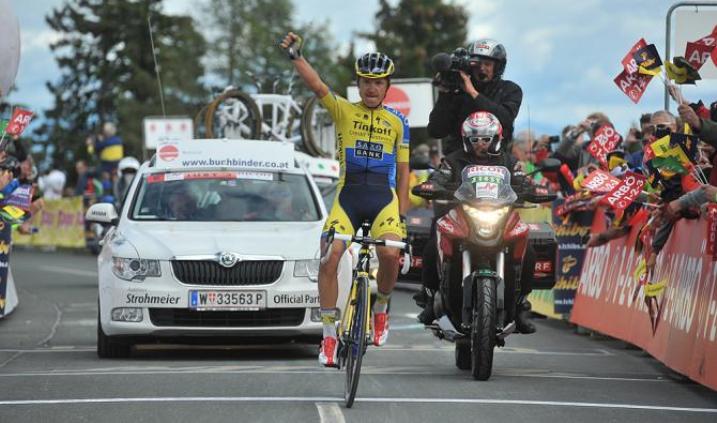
[0,367,669,382]
[0,396,714,413]
[38,265,97,278]
[316,402,346,423]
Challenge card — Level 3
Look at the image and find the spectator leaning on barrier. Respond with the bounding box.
[627,110,678,172]
[427,39,523,155]
[678,103,717,186]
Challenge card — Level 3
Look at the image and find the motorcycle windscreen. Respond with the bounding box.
[454,165,517,207]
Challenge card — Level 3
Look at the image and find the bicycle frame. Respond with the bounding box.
[339,246,372,340]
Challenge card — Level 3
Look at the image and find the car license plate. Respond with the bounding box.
[189,290,266,311]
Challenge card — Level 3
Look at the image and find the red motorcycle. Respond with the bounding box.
[413,160,558,380]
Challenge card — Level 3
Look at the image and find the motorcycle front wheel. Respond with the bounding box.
[471,277,497,380]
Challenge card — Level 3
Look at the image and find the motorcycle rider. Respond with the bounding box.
[417,111,537,334]
[428,39,522,154]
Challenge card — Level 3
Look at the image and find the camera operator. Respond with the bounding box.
[428,39,523,154]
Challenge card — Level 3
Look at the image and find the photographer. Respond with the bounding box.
[428,39,523,154]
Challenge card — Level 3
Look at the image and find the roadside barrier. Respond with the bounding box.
[572,209,717,390]
[12,196,85,248]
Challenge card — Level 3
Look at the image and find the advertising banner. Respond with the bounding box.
[13,197,85,248]
[552,200,593,315]
[572,214,717,390]
[154,139,294,172]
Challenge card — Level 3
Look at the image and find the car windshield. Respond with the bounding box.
[130,171,321,222]
[312,176,338,209]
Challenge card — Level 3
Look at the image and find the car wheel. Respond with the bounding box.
[96,309,131,359]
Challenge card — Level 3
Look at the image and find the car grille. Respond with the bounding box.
[149,308,305,327]
[171,260,283,286]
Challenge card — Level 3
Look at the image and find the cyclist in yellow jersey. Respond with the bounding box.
[280,32,410,367]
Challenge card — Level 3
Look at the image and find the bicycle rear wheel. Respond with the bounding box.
[204,89,262,140]
[301,96,336,158]
[344,276,369,408]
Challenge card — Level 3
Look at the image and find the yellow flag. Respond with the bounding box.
[650,135,671,156]
[2,206,25,220]
[644,280,666,297]
[608,155,627,170]
[662,146,691,165]
[684,122,692,135]
[665,61,687,83]
[639,65,662,76]
[633,258,646,283]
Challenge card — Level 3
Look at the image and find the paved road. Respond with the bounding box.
[1,249,716,423]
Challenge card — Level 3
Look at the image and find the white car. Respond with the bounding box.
[87,140,356,358]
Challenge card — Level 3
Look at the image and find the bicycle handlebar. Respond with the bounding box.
[333,233,407,250]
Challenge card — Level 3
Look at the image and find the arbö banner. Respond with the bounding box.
[572,213,717,390]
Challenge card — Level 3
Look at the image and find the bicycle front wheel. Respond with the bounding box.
[344,276,369,408]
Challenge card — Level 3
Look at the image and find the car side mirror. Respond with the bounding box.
[86,203,119,226]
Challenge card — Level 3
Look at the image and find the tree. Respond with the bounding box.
[203,0,347,96]
[37,0,206,166]
[361,0,468,78]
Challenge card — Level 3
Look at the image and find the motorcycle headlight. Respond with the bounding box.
[112,257,162,282]
[294,259,320,282]
[462,205,510,238]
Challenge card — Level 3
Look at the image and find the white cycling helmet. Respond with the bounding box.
[118,156,140,174]
[461,111,503,155]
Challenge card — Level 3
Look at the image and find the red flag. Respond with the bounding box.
[5,108,33,136]
[614,69,652,104]
[586,124,622,166]
[685,41,714,70]
[599,171,646,210]
[581,169,621,193]
[622,38,648,74]
[707,204,717,261]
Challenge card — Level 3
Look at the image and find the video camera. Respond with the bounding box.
[431,48,473,93]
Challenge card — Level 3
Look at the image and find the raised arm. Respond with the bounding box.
[279,32,329,98]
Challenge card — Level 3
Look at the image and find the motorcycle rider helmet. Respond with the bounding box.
[461,111,503,156]
[467,39,507,77]
[355,52,395,79]
[117,156,140,175]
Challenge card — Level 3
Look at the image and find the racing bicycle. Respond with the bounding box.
[323,221,409,408]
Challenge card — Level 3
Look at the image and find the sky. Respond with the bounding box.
[8,0,717,139]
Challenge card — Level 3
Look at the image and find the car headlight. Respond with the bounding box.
[112,257,162,282]
[462,205,510,238]
[294,259,320,282]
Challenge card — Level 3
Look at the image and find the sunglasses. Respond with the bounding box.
[467,136,493,145]
[644,124,672,134]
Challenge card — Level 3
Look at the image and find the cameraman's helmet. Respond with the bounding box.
[355,53,395,79]
[467,39,507,77]
[461,111,503,155]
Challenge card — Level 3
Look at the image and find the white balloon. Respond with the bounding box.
[0,0,21,99]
